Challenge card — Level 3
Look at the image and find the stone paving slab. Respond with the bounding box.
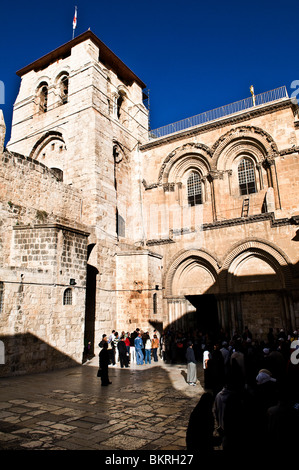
[0,358,205,451]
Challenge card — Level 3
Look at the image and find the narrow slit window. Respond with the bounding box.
[38,83,48,113]
[153,293,157,314]
[187,172,202,206]
[0,282,3,313]
[117,95,124,119]
[60,75,69,104]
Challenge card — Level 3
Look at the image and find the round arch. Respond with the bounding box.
[164,248,221,297]
[29,131,65,159]
[29,131,67,177]
[212,125,279,172]
[220,238,293,292]
[158,142,212,185]
[218,239,294,336]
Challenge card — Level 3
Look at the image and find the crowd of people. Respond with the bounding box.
[186,326,299,454]
[97,324,298,452]
[98,328,161,385]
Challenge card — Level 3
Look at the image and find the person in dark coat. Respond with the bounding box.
[118,336,129,368]
[186,341,197,385]
[209,342,225,396]
[186,392,219,454]
[99,342,111,386]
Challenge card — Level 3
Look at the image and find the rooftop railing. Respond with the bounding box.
[149,86,289,140]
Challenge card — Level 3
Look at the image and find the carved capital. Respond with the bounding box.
[208,170,224,180]
[263,156,275,167]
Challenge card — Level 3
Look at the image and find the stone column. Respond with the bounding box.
[264,156,281,210]
[208,170,224,222]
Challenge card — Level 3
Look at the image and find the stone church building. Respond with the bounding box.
[1,30,299,375]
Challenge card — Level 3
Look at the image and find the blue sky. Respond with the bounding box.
[1,0,299,144]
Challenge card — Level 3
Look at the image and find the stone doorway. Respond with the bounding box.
[186,294,220,336]
[83,264,98,361]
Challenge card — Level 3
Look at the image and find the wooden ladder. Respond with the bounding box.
[242,198,250,217]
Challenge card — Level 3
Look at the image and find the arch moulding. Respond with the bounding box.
[29,130,66,160]
[212,125,279,171]
[163,248,221,297]
[220,238,293,291]
[158,142,213,184]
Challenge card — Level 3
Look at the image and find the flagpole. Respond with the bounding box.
[72,6,77,40]
[250,85,256,106]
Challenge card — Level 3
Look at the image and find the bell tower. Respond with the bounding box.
[8,31,149,231]
[7,31,150,341]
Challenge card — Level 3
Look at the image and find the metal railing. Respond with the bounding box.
[149,86,289,140]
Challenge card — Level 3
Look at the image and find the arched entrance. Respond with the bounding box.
[185,294,219,334]
[221,241,292,339]
[164,250,221,335]
[83,244,99,361]
[164,241,294,340]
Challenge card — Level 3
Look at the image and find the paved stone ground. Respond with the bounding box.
[0,357,207,451]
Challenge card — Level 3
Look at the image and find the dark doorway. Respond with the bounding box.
[185,294,219,337]
[83,263,98,362]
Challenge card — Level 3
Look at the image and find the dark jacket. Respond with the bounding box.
[186,347,196,364]
[99,348,110,369]
[118,340,127,355]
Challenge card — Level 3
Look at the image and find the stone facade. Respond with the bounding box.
[141,101,299,338]
[1,31,299,376]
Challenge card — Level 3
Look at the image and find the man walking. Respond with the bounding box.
[134,332,144,365]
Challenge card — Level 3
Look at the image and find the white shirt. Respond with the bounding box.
[203,350,211,369]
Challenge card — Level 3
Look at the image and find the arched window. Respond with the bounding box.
[63,288,72,305]
[51,168,63,182]
[59,75,69,104]
[117,94,124,120]
[187,171,202,206]
[38,82,48,113]
[238,158,257,195]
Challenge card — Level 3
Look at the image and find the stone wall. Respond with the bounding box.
[0,224,89,376]
[116,249,163,333]
[0,120,91,375]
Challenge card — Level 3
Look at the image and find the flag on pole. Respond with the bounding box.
[72,6,77,39]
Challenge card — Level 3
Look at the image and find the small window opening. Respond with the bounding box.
[51,168,63,182]
[0,282,3,314]
[63,288,72,305]
[60,75,69,104]
[38,84,48,113]
[117,95,124,120]
[153,293,157,314]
